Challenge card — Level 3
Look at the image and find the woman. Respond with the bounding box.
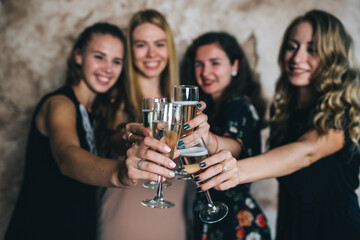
[98,9,187,240]
[181,32,271,240]
[4,22,176,240]
[194,10,360,240]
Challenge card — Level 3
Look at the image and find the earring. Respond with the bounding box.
[231,71,237,77]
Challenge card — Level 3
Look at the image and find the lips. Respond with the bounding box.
[288,66,310,76]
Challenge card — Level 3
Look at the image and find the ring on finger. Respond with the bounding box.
[221,161,228,173]
[137,159,145,170]
[127,132,134,142]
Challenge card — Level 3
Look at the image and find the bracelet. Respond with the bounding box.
[209,131,219,154]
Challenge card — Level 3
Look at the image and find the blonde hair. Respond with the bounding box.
[125,9,179,121]
[271,9,360,149]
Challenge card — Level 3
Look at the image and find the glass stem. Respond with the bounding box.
[155,175,163,200]
[204,190,215,208]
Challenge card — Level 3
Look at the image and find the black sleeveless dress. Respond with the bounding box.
[5,86,98,240]
[274,107,360,240]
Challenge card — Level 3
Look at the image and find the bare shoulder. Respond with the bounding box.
[36,95,76,136]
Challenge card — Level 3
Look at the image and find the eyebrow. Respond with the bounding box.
[133,39,167,43]
[91,50,123,60]
[289,39,314,45]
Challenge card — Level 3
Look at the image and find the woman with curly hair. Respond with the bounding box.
[191,9,360,239]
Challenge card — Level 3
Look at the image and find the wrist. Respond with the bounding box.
[209,131,219,155]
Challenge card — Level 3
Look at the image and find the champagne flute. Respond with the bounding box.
[181,137,228,223]
[142,97,172,189]
[172,85,199,180]
[141,102,182,208]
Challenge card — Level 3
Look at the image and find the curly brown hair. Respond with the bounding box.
[271,10,360,149]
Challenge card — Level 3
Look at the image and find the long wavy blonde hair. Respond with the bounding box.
[125,9,179,122]
[271,10,360,149]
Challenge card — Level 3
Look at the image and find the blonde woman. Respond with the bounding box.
[98,9,188,240]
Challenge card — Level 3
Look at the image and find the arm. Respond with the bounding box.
[196,128,345,191]
[38,96,175,188]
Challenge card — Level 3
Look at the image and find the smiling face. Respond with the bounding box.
[194,43,238,100]
[132,23,169,81]
[284,21,320,88]
[75,33,124,94]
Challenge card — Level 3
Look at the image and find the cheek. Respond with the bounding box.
[159,48,169,61]
[133,48,146,61]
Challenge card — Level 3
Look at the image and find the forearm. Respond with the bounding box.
[208,133,241,157]
[237,129,344,183]
[237,141,313,183]
[55,145,129,188]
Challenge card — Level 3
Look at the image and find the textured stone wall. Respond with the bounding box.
[1,0,359,238]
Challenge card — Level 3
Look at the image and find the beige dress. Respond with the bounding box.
[98,178,186,240]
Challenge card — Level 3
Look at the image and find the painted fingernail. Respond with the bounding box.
[194,176,201,181]
[200,162,206,168]
[169,171,175,177]
[197,103,202,108]
[164,145,171,152]
[183,124,190,130]
[196,187,202,192]
[178,140,184,146]
[181,145,186,149]
[169,161,176,168]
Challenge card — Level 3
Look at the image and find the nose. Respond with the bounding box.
[146,45,156,58]
[103,60,113,74]
[201,64,211,77]
[292,47,306,63]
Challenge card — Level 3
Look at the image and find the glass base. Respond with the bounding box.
[141,198,175,209]
[199,202,228,223]
[143,180,172,189]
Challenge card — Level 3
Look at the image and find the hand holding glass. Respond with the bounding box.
[172,85,199,180]
[142,97,171,189]
[181,137,228,223]
[141,102,182,209]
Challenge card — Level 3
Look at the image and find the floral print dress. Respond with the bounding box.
[193,96,271,240]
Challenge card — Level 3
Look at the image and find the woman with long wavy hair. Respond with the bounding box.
[191,9,360,239]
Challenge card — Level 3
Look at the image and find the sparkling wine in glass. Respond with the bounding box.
[142,97,172,189]
[141,102,182,209]
[172,85,199,180]
[181,138,228,223]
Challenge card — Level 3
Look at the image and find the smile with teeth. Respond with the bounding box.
[98,76,110,83]
[144,61,160,68]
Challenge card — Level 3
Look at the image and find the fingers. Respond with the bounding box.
[194,150,239,192]
[125,145,176,181]
[196,101,206,114]
[183,113,208,132]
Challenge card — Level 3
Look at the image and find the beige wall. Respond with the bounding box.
[1,0,359,238]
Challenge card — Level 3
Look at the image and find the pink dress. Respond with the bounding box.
[98,179,186,240]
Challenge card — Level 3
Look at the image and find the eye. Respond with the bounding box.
[194,62,203,68]
[113,59,122,65]
[134,43,146,48]
[95,55,104,60]
[307,46,316,54]
[156,42,166,47]
[286,43,297,51]
[211,61,220,66]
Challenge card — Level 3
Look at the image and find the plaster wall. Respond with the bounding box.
[1,0,359,238]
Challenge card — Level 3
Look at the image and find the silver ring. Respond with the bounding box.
[137,159,145,170]
[127,132,134,142]
[221,161,228,173]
